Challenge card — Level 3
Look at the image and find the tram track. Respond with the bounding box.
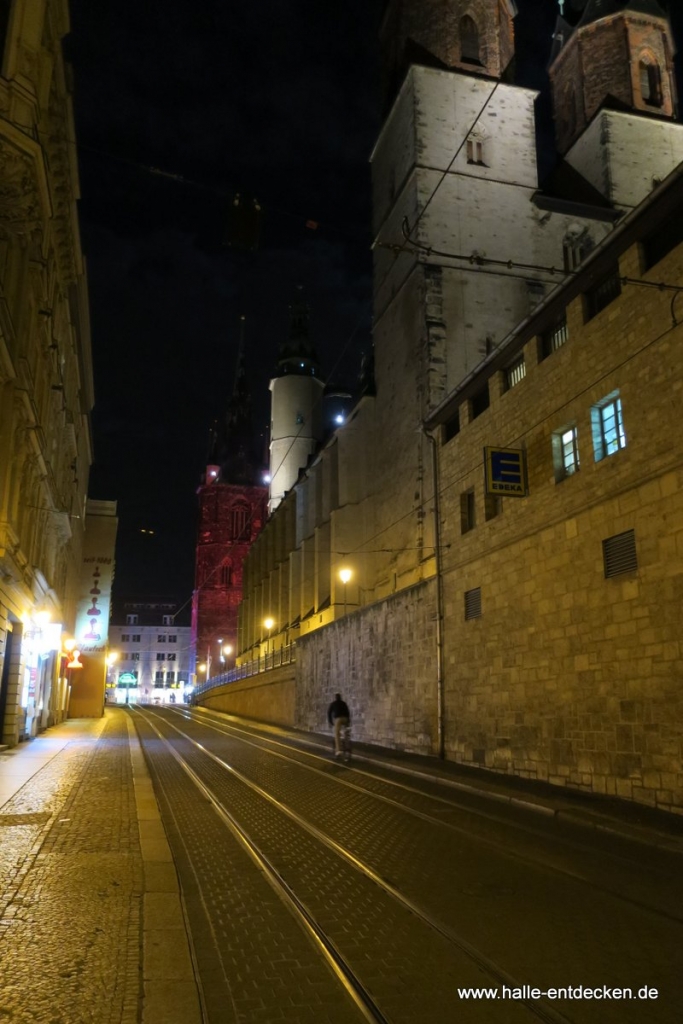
[132,701,668,1024]
[165,704,683,926]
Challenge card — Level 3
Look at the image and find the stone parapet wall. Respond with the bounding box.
[296,579,438,754]
[201,665,296,726]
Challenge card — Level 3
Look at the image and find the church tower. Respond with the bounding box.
[549,1,683,209]
[191,319,268,680]
[268,291,325,514]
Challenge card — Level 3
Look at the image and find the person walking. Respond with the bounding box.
[327,692,350,758]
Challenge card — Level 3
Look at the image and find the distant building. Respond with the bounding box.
[108,600,192,703]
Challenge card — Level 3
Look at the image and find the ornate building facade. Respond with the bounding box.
[0,1,96,744]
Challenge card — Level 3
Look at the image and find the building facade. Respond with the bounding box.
[0,1,96,744]
[108,601,192,704]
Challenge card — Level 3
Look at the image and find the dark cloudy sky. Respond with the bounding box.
[64,0,683,603]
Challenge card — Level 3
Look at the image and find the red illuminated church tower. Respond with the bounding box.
[191,319,268,678]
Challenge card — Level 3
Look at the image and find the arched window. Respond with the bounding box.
[460,15,481,65]
[220,563,233,587]
[640,57,662,108]
[230,503,249,540]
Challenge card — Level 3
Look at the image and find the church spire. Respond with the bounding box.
[274,286,319,377]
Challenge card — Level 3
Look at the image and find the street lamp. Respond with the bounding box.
[220,644,233,670]
[263,617,274,660]
[339,567,352,617]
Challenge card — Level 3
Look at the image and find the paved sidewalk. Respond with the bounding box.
[0,708,202,1024]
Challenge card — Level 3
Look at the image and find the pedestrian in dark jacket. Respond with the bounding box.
[327,693,350,757]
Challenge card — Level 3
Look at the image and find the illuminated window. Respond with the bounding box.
[591,392,626,461]
[166,671,175,683]
[552,425,580,481]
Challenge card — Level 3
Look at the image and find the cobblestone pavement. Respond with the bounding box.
[136,705,683,1024]
[0,711,142,1024]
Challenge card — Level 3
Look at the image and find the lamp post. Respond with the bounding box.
[220,644,233,674]
[339,567,352,618]
[263,618,274,664]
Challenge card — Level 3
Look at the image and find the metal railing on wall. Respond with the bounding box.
[193,642,297,698]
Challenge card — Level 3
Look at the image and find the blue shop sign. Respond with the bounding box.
[484,447,527,497]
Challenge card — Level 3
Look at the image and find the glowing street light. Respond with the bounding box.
[263,617,274,658]
[339,567,352,617]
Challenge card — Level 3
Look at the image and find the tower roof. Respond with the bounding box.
[275,288,319,377]
[577,0,667,26]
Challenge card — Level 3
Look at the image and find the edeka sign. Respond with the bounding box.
[484,447,527,497]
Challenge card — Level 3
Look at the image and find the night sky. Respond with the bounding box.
[64,0,683,605]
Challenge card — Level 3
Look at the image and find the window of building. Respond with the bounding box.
[584,267,621,321]
[563,230,592,272]
[591,392,626,461]
[120,652,128,661]
[603,530,637,578]
[230,505,249,539]
[642,216,683,270]
[464,587,482,620]
[540,315,568,359]
[167,652,177,662]
[154,672,164,684]
[126,614,138,625]
[131,652,140,661]
[156,652,165,661]
[132,635,141,643]
[484,494,502,521]
[505,356,526,391]
[166,672,175,683]
[444,409,460,443]
[220,564,233,587]
[552,425,580,481]
[460,490,476,534]
[470,385,490,419]
[640,58,662,108]
[121,633,130,642]
[162,614,174,626]
[168,635,177,643]
[157,634,166,643]
[466,138,485,165]
[460,15,481,64]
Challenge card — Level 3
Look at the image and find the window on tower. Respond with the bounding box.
[640,57,662,108]
[460,15,481,65]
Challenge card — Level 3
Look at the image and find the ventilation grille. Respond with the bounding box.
[603,530,637,578]
[464,587,482,620]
